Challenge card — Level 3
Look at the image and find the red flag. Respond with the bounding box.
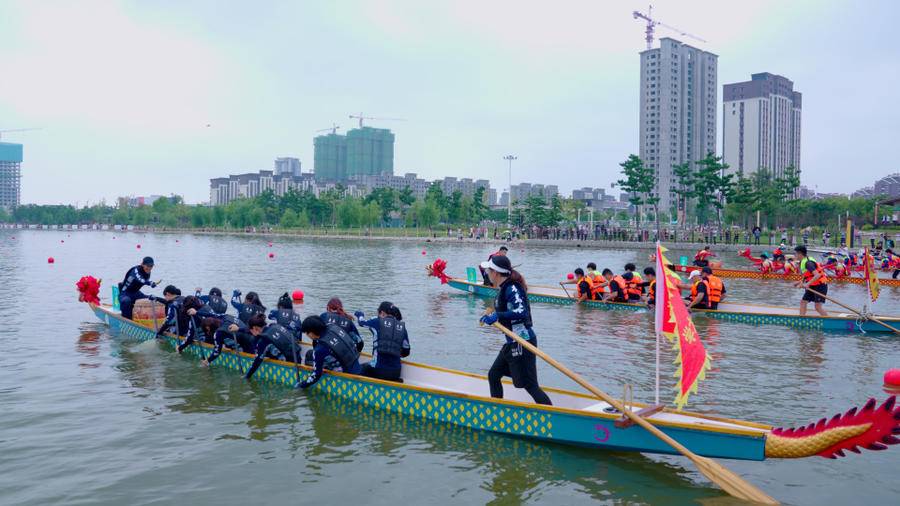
[864,247,880,302]
[655,245,712,410]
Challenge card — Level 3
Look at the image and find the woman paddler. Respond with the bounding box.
[478,255,552,406]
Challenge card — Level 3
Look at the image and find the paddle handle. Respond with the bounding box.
[558,282,573,300]
[489,321,778,505]
[490,322,692,453]
[803,287,900,335]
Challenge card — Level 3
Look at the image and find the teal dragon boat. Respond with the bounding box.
[87,302,900,463]
[443,278,900,334]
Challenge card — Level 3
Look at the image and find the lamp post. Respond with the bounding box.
[503,155,517,224]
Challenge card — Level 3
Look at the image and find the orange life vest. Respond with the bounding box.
[702,275,724,304]
[577,276,595,299]
[648,279,656,301]
[590,274,606,297]
[803,263,829,286]
[611,275,627,299]
[625,274,642,297]
[690,280,700,299]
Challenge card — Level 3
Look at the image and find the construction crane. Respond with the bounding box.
[0,127,43,141]
[348,113,406,128]
[632,5,706,50]
[316,124,341,135]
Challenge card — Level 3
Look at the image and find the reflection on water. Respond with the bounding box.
[4,229,900,505]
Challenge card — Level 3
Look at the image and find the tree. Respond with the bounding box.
[280,209,300,228]
[399,186,415,207]
[692,153,733,227]
[254,189,280,224]
[364,187,397,224]
[616,154,660,232]
[471,186,489,222]
[672,162,695,224]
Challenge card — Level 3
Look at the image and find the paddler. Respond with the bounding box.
[231,290,267,324]
[356,301,411,382]
[887,248,900,279]
[117,256,159,319]
[601,269,629,302]
[688,267,726,310]
[586,262,607,298]
[570,268,595,302]
[298,315,362,388]
[195,287,229,315]
[623,263,643,301]
[480,246,509,285]
[244,314,303,380]
[173,296,221,353]
[641,267,657,307]
[693,246,715,267]
[322,297,363,352]
[269,292,304,341]
[759,253,773,273]
[794,245,829,316]
[199,314,248,366]
[478,255,552,405]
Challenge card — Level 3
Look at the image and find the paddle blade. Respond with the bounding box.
[692,455,778,505]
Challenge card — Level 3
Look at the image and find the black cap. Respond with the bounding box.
[702,266,713,274]
[142,256,154,266]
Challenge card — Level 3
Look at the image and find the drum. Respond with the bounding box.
[133,299,166,321]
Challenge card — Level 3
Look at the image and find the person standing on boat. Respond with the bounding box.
[480,246,509,285]
[688,267,726,310]
[478,255,552,406]
[794,245,829,316]
[118,257,159,320]
[355,301,411,382]
[244,315,303,380]
[298,315,362,388]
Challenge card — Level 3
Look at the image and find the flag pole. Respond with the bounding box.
[654,241,661,405]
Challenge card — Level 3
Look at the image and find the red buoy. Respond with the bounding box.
[885,369,900,391]
[292,290,304,302]
[175,239,179,243]
[421,250,426,255]
[136,244,141,249]
[567,273,575,280]
[268,242,273,247]
[48,257,55,264]
[60,240,65,243]
[268,252,275,259]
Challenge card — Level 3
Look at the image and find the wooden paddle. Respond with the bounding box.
[488,320,778,505]
[802,287,900,335]
[558,282,574,300]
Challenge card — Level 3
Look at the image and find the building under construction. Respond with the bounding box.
[0,142,23,209]
[314,127,394,181]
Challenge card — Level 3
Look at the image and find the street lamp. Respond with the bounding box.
[503,155,517,224]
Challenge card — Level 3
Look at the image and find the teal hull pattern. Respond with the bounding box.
[446,279,900,334]
[89,304,770,461]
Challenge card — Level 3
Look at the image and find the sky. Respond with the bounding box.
[0,0,897,205]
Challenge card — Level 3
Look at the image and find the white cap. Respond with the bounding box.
[480,258,510,274]
[688,270,701,280]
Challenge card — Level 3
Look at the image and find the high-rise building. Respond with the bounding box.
[313,133,347,181]
[274,157,301,177]
[723,72,802,178]
[0,142,23,209]
[874,173,900,199]
[314,127,394,181]
[639,37,718,212]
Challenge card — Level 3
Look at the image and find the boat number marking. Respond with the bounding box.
[593,424,610,442]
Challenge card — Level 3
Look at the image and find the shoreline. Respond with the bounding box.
[1,223,809,252]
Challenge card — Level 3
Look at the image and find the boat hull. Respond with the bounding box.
[89,304,769,461]
[673,264,900,287]
[446,279,900,334]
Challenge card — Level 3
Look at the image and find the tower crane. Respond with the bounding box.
[632,5,706,50]
[348,113,406,128]
[0,128,43,141]
[316,124,341,135]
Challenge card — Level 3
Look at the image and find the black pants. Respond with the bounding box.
[802,284,828,303]
[119,291,148,320]
[488,333,552,405]
[360,362,402,382]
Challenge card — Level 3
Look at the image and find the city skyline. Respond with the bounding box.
[1,1,897,205]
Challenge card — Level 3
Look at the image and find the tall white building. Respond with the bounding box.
[722,73,801,178]
[639,37,718,212]
[274,157,301,177]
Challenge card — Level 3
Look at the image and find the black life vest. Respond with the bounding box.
[207,295,228,315]
[320,324,360,371]
[238,302,265,324]
[262,324,299,361]
[375,316,405,357]
[166,296,191,336]
[273,308,303,336]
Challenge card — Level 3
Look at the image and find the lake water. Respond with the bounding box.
[1,229,898,505]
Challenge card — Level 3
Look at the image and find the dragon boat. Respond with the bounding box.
[438,276,900,334]
[87,302,900,463]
